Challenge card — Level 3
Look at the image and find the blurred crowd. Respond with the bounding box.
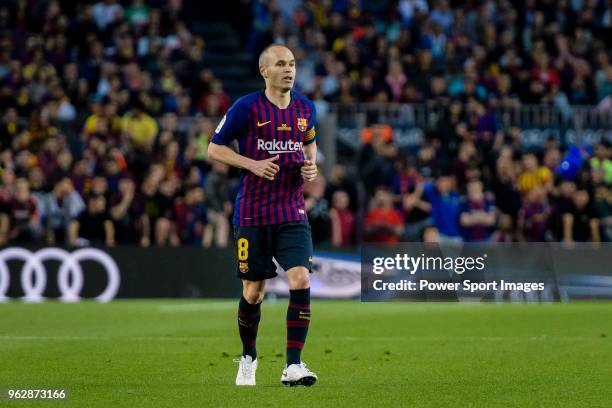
[247,0,612,245]
[319,126,612,245]
[250,0,612,111]
[0,0,234,247]
[0,0,610,248]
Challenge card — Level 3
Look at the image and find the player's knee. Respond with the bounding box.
[287,267,310,289]
[243,286,264,304]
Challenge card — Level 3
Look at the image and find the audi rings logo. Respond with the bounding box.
[0,247,120,303]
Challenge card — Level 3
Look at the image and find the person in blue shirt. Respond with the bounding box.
[414,174,463,242]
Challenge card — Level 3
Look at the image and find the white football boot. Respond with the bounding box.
[235,355,257,386]
[281,361,318,387]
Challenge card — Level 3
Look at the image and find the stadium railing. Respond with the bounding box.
[10,103,611,178]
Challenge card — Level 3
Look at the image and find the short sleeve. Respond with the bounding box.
[211,101,249,146]
[303,101,317,145]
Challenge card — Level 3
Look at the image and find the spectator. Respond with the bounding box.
[419,175,462,242]
[83,101,122,144]
[563,189,601,242]
[550,180,577,241]
[173,186,208,246]
[593,185,611,241]
[0,108,19,151]
[422,225,440,243]
[385,60,407,102]
[69,194,115,247]
[358,124,397,196]
[329,190,355,247]
[304,175,330,244]
[397,160,431,241]
[125,0,150,28]
[364,189,404,243]
[459,180,496,242]
[92,0,124,30]
[41,177,86,245]
[121,100,159,153]
[198,80,231,116]
[133,173,171,247]
[590,143,612,185]
[109,177,137,244]
[518,152,553,195]
[3,178,41,243]
[518,186,550,242]
[203,161,232,248]
[325,164,358,212]
[492,150,521,219]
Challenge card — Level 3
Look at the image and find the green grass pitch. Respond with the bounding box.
[1,300,611,407]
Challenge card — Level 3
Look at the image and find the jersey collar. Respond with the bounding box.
[261,89,293,110]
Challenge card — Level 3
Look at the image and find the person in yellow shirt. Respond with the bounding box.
[590,143,612,185]
[518,152,552,195]
[84,101,122,139]
[121,100,158,151]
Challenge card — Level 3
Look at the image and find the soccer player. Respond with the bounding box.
[208,44,318,387]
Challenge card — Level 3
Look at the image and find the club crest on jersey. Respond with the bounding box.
[297,117,308,132]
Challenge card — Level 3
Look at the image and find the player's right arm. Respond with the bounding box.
[208,101,279,181]
[208,143,279,181]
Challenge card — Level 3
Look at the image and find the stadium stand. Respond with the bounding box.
[0,0,610,248]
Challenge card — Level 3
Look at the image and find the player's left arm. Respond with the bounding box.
[301,101,318,182]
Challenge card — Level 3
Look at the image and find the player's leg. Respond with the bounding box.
[274,221,317,386]
[234,224,277,386]
[235,279,264,386]
[238,279,265,361]
[285,266,311,367]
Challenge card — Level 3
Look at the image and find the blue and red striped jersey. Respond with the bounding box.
[211,90,317,226]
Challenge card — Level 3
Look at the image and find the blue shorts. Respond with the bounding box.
[233,221,313,281]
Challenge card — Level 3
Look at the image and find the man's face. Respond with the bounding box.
[594,144,607,159]
[560,181,576,197]
[467,181,483,201]
[260,46,296,92]
[574,190,589,208]
[374,191,392,208]
[523,154,537,171]
[437,176,453,194]
[92,177,108,195]
[15,179,30,201]
[104,103,117,117]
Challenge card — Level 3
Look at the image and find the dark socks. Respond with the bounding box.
[286,288,311,366]
[238,296,261,360]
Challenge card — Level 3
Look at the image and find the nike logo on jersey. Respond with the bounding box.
[257,120,271,127]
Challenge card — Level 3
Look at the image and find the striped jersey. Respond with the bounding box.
[211,90,317,226]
